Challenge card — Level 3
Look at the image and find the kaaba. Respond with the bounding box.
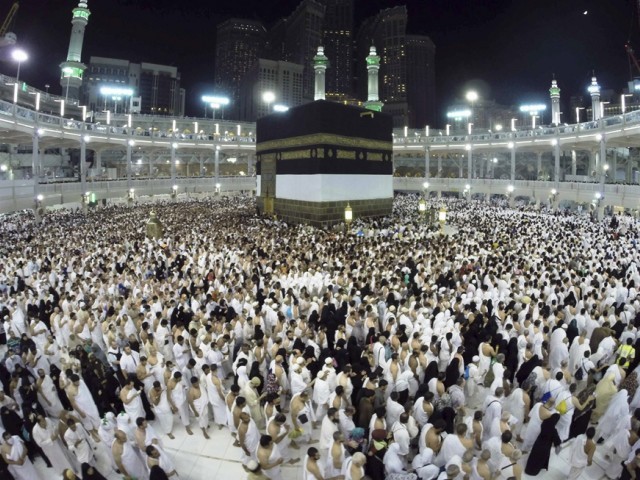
[256,100,393,227]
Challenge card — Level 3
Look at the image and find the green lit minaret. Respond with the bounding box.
[549,78,561,125]
[59,0,91,101]
[364,45,383,112]
[313,46,329,101]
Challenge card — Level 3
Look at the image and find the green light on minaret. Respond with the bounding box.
[73,9,90,20]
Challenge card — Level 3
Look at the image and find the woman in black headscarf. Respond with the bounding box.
[422,360,439,388]
[524,413,561,475]
[443,356,460,390]
[81,462,108,480]
[504,337,519,384]
[149,464,171,480]
[515,353,540,388]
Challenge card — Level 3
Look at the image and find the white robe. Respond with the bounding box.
[152,388,174,435]
[205,373,227,426]
[114,439,148,480]
[72,380,101,430]
[32,420,78,474]
[37,375,64,417]
[123,388,146,422]
[64,426,93,465]
[5,437,42,480]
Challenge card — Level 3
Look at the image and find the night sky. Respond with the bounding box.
[2,0,639,124]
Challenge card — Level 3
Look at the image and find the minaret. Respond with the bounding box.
[588,76,601,121]
[59,0,91,102]
[313,46,329,101]
[549,78,561,125]
[364,45,383,112]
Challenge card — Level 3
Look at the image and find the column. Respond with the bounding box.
[612,150,618,183]
[437,155,443,198]
[599,137,607,190]
[247,155,254,177]
[467,146,472,184]
[32,133,40,191]
[149,154,153,179]
[95,150,102,170]
[171,144,177,184]
[214,145,220,191]
[126,140,133,191]
[571,150,577,176]
[554,140,561,185]
[32,133,40,221]
[80,136,87,196]
[510,146,516,183]
[199,154,205,177]
[536,152,542,180]
[424,147,430,180]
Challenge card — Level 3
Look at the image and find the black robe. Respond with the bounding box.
[524,414,561,475]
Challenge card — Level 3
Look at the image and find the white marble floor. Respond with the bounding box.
[29,413,613,480]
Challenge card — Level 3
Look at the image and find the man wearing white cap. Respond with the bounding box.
[244,458,269,480]
[312,369,331,421]
[321,357,337,391]
[465,355,481,405]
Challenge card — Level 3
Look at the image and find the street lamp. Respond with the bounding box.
[549,188,558,205]
[622,94,633,114]
[465,90,478,124]
[11,48,28,103]
[418,198,426,219]
[202,95,229,120]
[466,90,478,108]
[344,203,353,227]
[263,91,275,114]
[438,206,447,234]
[520,104,546,128]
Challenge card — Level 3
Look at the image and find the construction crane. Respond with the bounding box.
[626,43,640,77]
[626,0,640,78]
[0,2,19,37]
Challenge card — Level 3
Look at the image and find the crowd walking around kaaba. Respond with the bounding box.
[0,194,640,480]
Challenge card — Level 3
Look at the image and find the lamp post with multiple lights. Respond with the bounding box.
[11,48,28,104]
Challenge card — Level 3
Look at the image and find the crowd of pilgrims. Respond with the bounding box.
[1,194,640,480]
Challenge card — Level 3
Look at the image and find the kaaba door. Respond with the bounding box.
[260,156,276,214]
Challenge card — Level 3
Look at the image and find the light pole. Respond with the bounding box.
[466,90,478,124]
[438,206,447,235]
[202,95,229,120]
[622,94,633,114]
[262,91,275,115]
[11,49,28,103]
[344,203,353,232]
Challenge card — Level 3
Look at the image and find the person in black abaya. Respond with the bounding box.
[422,360,439,388]
[81,462,108,480]
[515,354,540,388]
[504,337,519,384]
[524,413,561,475]
[149,464,171,480]
[444,357,460,390]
